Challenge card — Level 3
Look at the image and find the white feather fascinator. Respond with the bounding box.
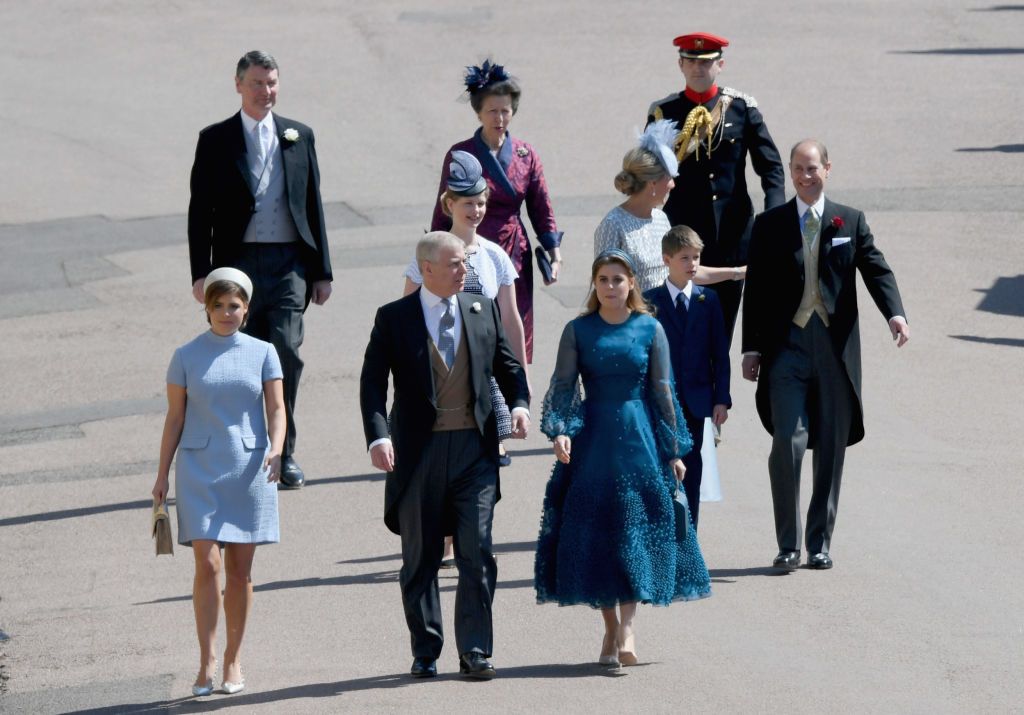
[637,119,680,177]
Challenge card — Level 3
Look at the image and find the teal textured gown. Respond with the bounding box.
[534,312,711,607]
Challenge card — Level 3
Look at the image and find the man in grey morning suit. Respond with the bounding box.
[188,51,333,489]
[742,140,909,572]
[359,233,530,680]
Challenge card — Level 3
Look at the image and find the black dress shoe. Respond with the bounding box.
[807,552,833,570]
[278,456,305,490]
[410,657,437,678]
[772,550,801,571]
[459,653,496,679]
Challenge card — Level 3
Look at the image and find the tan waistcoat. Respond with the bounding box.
[429,329,477,432]
[793,236,831,329]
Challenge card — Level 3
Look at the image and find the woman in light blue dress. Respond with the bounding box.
[152,267,285,697]
[534,250,711,668]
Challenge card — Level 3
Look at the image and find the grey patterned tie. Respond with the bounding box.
[802,207,820,248]
[437,299,455,368]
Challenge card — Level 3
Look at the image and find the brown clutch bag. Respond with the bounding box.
[151,501,174,556]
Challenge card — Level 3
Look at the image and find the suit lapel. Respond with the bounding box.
[818,198,839,276]
[404,291,435,406]
[657,284,687,337]
[229,112,254,197]
[685,285,703,342]
[456,293,484,400]
[274,113,297,193]
[786,199,805,270]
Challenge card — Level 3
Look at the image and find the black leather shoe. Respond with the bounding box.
[807,552,833,570]
[459,653,496,679]
[410,657,437,678]
[772,550,801,571]
[278,456,305,490]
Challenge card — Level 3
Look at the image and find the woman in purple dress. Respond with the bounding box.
[430,60,563,362]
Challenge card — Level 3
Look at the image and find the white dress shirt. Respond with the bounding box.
[665,277,694,309]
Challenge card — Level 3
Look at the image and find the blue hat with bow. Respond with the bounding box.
[446,150,488,196]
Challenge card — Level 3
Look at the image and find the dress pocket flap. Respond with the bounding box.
[179,435,210,450]
[240,434,268,449]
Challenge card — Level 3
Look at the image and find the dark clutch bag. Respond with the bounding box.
[152,501,174,556]
[673,488,690,543]
[534,246,554,285]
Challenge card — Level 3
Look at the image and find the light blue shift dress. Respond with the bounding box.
[167,330,283,546]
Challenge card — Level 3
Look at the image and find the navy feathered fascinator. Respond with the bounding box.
[463,59,511,94]
[638,119,680,177]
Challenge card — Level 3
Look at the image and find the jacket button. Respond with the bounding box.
[711,194,718,200]
[709,173,715,179]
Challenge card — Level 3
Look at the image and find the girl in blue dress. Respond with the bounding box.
[152,267,285,697]
[534,250,711,667]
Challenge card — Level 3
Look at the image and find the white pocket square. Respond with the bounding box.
[832,237,852,246]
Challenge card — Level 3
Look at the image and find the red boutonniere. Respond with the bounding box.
[831,216,844,229]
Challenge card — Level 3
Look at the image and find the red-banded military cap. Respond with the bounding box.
[673,32,729,59]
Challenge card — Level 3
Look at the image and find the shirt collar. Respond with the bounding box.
[666,278,693,303]
[796,194,826,220]
[419,285,453,312]
[240,110,275,136]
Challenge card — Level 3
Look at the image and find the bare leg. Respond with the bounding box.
[191,540,222,686]
[441,535,455,565]
[600,608,619,663]
[617,601,638,665]
[222,543,256,685]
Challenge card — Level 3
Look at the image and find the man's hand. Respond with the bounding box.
[889,316,910,347]
[311,280,333,306]
[742,354,760,382]
[192,278,205,304]
[370,442,395,472]
[510,410,530,439]
[712,404,729,427]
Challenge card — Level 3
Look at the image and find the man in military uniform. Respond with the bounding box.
[648,32,786,342]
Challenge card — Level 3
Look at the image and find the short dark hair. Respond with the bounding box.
[469,79,521,114]
[662,225,704,255]
[236,50,278,80]
[790,138,829,164]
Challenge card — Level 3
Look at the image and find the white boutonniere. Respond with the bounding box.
[282,128,300,143]
[471,301,482,313]
[515,146,529,157]
[697,293,706,302]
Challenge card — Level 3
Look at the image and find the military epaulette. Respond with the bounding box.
[647,93,680,120]
[720,86,757,108]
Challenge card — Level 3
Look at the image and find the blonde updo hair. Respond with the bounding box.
[613,147,668,196]
[439,187,491,217]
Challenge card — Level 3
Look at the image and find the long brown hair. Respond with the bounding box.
[582,252,652,316]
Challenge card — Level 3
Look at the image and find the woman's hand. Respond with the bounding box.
[152,476,169,504]
[670,458,686,485]
[553,435,572,464]
[264,452,282,483]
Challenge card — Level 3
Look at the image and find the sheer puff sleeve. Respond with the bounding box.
[647,322,692,462]
[540,321,585,439]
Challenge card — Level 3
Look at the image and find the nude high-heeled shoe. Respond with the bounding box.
[617,625,638,666]
[598,631,620,666]
[192,660,216,696]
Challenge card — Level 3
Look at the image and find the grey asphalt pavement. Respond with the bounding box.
[1,1,1022,712]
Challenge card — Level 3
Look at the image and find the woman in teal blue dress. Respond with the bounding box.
[534,250,711,667]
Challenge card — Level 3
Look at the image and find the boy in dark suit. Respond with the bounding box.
[644,225,731,528]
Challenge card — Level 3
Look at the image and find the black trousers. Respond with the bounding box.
[397,429,498,659]
[236,243,306,457]
[680,405,705,529]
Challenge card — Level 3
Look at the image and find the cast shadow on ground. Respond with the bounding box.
[891,47,1024,55]
[305,472,386,487]
[973,275,1024,317]
[507,447,556,458]
[709,566,789,583]
[969,4,1024,10]
[956,144,1024,153]
[0,498,170,528]
[337,540,537,565]
[73,663,627,714]
[949,335,1024,348]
